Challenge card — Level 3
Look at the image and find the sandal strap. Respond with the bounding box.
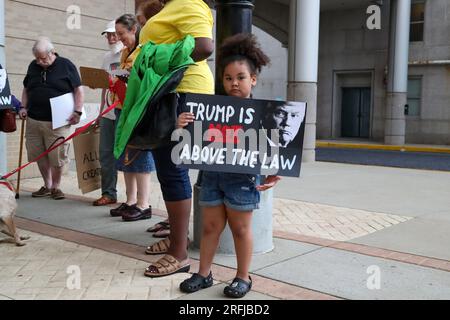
[146,238,170,253]
[146,254,183,274]
[148,220,170,232]
[158,221,170,228]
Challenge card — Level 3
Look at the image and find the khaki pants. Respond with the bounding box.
[25,117,70,167]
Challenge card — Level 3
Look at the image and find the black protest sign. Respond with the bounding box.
[172,93,307,177]
[0,64,13,110]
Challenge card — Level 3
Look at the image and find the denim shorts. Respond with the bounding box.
[116,147,156,173]
[199,172,261,212]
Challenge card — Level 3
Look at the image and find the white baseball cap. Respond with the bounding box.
[101,20,116,35]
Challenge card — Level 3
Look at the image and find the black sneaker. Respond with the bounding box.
[110,203,132,217]
[122,205,152,221]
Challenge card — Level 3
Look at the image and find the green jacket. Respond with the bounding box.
[114,35,195,158]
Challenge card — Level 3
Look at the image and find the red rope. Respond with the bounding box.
[0,180,14,192]
[1,102,119,180]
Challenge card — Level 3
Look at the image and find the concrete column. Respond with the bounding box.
[385,0,411,145]
[0,0,6,175]
[287,0,320,162]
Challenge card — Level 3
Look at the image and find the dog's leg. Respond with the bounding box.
[1,229,14,237]
[10,217,30,243]
[1,229,30,241]
[0,237,17,244]
[2,216,26,246]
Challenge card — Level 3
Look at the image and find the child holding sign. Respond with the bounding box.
[178,33,281,298]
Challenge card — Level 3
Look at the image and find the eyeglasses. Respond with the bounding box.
[104,33,118,39]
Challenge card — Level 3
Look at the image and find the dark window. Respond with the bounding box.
[410,2,425,42]
[407,77,422,116]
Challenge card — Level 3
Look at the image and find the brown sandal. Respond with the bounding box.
[153,227,170,238]
[145,238,191,255]
[147,220,170,233]
[144,254,190,278]
[145,238,170,255]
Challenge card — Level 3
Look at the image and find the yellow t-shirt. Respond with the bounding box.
[139,0,214,94]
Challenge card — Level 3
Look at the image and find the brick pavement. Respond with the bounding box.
[2,171,433,300]
[18,171,413,242]
[1,217,448,300]
[273,198,411,241]
[0,227,340,300]
[0,231,194,300]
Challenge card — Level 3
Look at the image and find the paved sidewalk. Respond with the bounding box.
[17,167,414,242]
[1,161,449,300]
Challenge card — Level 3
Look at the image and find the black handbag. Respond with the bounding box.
[128,68,186,150]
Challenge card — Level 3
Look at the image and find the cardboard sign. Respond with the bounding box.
[173,94,307,177]
[80,66,110,89]
[0,64,13,110]
[73,128,101,194]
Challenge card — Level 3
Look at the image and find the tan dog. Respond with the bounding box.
[0,179,29,246]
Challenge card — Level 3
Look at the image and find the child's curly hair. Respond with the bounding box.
[217,33,270,77]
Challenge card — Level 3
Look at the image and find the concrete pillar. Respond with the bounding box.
[287,0,320,162]
[0,0,6,175]
[385,0,411,145]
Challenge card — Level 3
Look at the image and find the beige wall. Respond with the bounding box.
[4,0,134,178]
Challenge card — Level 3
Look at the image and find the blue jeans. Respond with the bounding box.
[199,172,261,211]
[99,117,117,199]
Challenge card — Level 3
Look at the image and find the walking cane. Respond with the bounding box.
[15,118,25,199]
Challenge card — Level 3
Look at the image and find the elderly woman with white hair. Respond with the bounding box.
[18,37,84,200]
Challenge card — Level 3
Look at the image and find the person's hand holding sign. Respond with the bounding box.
[256,175,281,191]
[177,112,195,128]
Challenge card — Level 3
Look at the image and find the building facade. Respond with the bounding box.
[2,0,449,177]
[3,0,134,177]
[317,0,450,144]
[253,0,450,146]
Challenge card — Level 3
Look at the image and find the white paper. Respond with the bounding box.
[50,93,86,129]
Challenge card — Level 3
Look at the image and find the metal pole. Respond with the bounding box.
[214,0,254,95]
[0,0,7,176]
[195,0,255,206]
